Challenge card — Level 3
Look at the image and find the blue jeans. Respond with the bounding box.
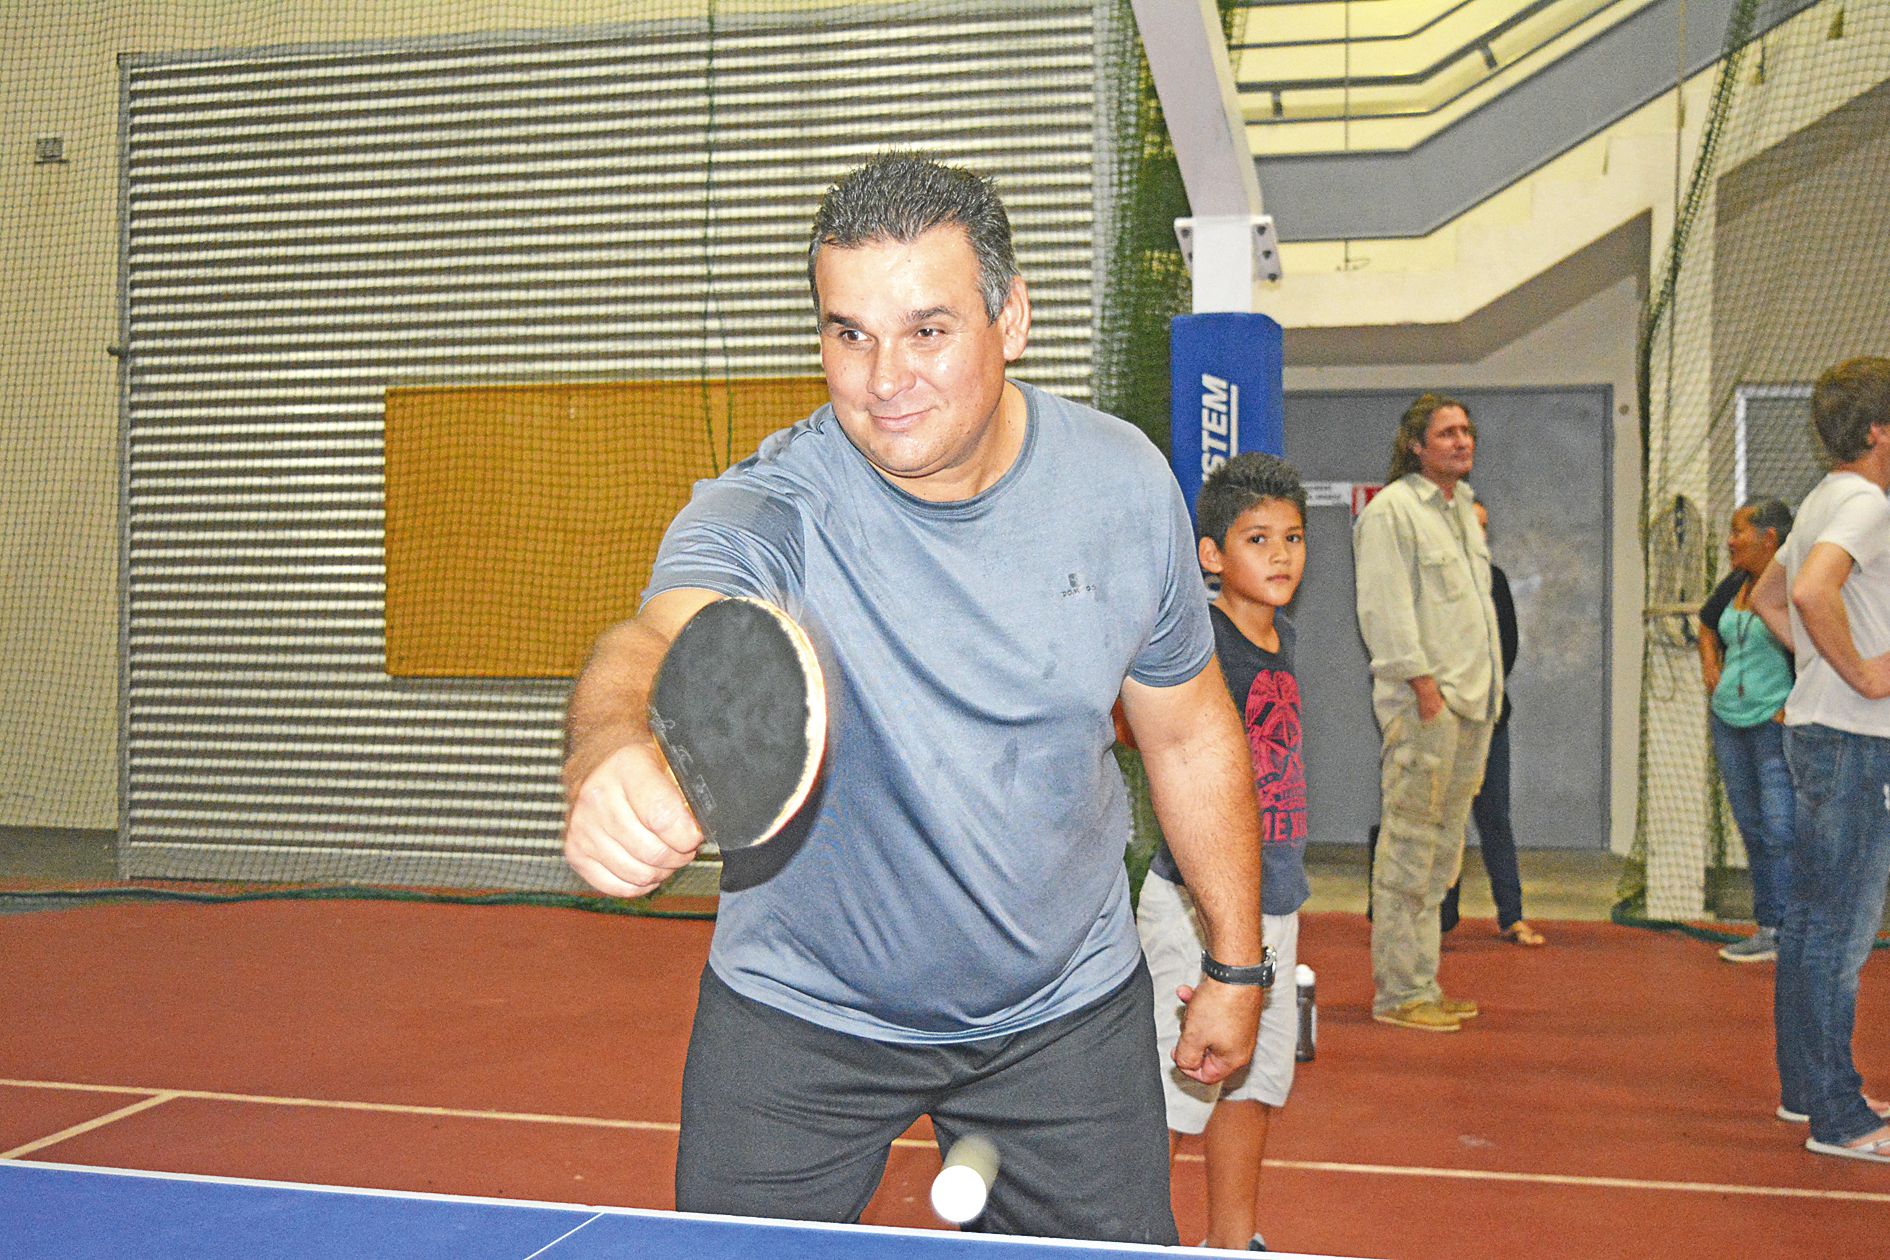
[1710,713,1795,928]
[1469,718,1524,929]
[1777,724,1890,1145]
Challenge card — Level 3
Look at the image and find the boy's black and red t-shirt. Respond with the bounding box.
[1148,606,1310,916]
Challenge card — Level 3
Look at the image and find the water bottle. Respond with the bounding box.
[1294,964,1316,1062]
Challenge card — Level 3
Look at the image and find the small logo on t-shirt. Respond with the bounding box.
[1060,572,1097,599]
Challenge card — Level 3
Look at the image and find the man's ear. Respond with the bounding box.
[998,276,1031,363]
[1197,534,1224,576]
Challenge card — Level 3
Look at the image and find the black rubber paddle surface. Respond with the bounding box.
[648,597,826,851]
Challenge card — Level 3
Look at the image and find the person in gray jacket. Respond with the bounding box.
[1353,394,1504,1032]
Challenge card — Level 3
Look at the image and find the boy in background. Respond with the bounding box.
[1137,452,1311,1251]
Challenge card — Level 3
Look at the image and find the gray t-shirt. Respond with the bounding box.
[645,382,1213,1043]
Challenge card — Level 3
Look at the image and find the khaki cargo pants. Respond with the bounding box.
[1370,704,1494,1016]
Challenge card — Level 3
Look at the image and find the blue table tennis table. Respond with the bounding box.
[2,1160,1342,1259]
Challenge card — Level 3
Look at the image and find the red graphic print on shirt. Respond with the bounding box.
[1244,669,1307,844]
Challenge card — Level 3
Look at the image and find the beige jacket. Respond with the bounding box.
[1353,473,1504,722]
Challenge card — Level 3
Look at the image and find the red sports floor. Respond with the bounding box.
[4,902,1886,1258]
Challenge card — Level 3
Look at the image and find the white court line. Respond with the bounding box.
[5,1077,1887,1204]
[0,1077,678,1136]
[519,1214,609,1260]
[2,1091,180,1159]
[1247,1157,1890,1204]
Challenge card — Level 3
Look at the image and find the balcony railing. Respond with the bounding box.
[1231,0,1655,151]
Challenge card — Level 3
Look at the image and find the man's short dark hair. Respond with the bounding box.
[1197,452,1307,547]
[1810,357,1890,465]
[1741,496,1793,545]
[1387,393,1473,483]
[807,153,1019,322]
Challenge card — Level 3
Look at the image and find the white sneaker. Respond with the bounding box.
[1718,927,1778,963]
[1778,1098,1890,1123]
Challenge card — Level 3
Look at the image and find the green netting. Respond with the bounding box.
[1096,0,1249,905]
[1625,0,1890,923]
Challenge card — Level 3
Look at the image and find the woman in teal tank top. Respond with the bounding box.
[1697,498,1795,962]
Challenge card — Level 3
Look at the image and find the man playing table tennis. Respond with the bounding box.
[561,153,1266,1245]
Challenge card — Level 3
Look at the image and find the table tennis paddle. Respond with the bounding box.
[648,596,827,852]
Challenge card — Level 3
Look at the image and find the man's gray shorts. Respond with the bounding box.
[675,961,1178,1246]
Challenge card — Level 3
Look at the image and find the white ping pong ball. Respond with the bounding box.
[930,1162,988,1224]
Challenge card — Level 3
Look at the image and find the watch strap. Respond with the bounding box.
[1200,945,1276,987]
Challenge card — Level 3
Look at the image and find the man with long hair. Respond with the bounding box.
[1353,394,1503,1032]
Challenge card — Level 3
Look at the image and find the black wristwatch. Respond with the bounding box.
[1200,946,1277,988]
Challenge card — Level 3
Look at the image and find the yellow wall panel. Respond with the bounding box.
[384,377,830,678]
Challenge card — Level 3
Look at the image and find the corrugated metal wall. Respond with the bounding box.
[120,3,1098,887]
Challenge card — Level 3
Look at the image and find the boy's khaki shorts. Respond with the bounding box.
[1136,870,1298,1135]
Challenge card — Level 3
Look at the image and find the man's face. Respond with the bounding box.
[1413,405,1475,486]
[814,225,1029,502]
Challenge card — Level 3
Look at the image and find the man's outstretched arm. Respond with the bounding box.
[562,587,722,898]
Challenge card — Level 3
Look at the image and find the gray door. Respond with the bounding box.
[1282,387,1612,850]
